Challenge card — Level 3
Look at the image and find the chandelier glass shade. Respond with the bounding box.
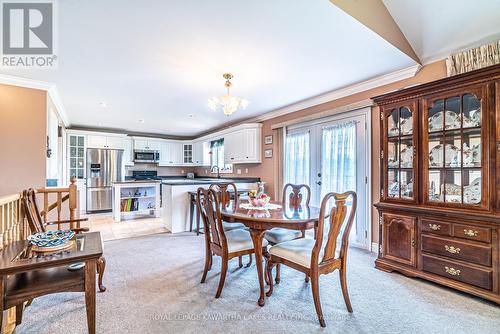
[208,73,249,116]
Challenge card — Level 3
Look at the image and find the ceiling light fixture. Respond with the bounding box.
[208,73,249,116]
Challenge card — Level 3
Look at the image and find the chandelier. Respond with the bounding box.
[208,73,249,116]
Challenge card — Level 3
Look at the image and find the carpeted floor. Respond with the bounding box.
[15,232,500,334]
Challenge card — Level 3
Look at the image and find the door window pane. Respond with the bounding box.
[285,131,310,185]
[320,122,356,197]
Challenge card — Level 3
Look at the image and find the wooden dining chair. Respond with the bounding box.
[266,191,357,327]
[209,183,252,267]
[197,187,268,298]
[264,183,311,282]
[22,189,107,292]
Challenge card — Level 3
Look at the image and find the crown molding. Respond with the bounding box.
[0,74,70,127]
[251,64,421,122]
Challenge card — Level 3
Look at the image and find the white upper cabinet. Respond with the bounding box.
[87,135,107,149]
[87,134,127,149]
[223,124,262,164]
[193,141,210,166]
[133,138,161,151]
[158,141,183,166]
[123,138,134,166]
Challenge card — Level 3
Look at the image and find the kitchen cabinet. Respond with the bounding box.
[68,134,86,180]
[193,141,210,166]
[224,126,261,164]
[123,138,134,166]
[183,144,193,164]
[158,141,183,166]
[134,139,162,151]
[87,134,127,149]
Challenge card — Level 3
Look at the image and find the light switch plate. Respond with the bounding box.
[236,169,242,175]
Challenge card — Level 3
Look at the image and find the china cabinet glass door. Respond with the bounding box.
[383,101,418,202]
[423,85,487,208]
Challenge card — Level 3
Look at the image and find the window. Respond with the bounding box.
[210,139,233,173]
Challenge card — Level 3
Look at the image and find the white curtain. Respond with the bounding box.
[320,121,356,199]
[284,131,310,186]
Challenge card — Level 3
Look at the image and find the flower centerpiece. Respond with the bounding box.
[249,191,271,207]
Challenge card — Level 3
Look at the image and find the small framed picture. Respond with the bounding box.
[264,135,273,145]
[264,149,273,158]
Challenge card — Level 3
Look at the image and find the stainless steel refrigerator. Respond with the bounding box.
[86,148,124,213]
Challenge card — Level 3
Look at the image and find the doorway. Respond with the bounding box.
[284,108,371,249]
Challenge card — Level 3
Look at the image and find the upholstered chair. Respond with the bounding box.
[197,187,268,298]
[266,191,357,327]
[209,183,246,231]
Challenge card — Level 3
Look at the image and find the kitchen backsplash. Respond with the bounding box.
[125,164,196,176]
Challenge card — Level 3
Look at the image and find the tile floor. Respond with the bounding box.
[81,213,170,241]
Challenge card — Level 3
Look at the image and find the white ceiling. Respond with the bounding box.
[1,0,418,136]
[383,0,500,63]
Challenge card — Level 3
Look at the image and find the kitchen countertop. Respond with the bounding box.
[113,180,161,185]
[160,177,260,186]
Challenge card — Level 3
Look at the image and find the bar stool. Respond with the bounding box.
[189,192,202,235]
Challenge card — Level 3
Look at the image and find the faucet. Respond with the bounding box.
[211,166,221,179]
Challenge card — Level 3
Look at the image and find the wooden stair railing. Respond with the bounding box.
[0,192,28,334]
[36,177,80,230]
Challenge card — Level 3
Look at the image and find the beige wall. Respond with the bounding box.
[0,84,47,196]
[243,60,448,244]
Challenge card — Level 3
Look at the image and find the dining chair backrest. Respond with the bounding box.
[22,188,46,234]
[282,183,311,208]
[313,191,357,267]
[209,183,238,208]
[197,187,227,252]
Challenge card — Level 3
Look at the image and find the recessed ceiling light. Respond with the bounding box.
[99,102,107,108]
[138,119,145,123]
[188,114,195,118]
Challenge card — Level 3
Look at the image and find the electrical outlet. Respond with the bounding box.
[236,169,242,175]
[181,170,184,174]
[245,168,248,174]
[205,169,208,174]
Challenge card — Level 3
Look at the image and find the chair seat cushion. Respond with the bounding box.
[226,229,269,253]
[269,238,338,268]
[222,221,246,231]
[264,228,302,244]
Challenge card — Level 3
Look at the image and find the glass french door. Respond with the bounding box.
[284,111,369,249]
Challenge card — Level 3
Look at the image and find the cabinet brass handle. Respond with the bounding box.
[428,224,441,231]
[445,266,460,276]
[464,229,478,237]
[444,245,460,254]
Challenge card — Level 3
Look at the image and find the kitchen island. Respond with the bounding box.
[112,180,161,222]
[161,177,259,233]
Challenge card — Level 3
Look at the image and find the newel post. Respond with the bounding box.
[69,177,78,228]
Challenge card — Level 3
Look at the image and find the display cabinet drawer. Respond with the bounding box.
[452,224,491,243]
[420,219,451,236]
[421,235,492,267]
[421,254,492,291]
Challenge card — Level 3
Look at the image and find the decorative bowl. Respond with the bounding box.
[28,230,75,248]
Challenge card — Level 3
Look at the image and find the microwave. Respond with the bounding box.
[134,150,160,163]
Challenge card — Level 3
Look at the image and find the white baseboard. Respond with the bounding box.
[371,242,379,253]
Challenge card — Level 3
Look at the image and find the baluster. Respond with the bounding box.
[57,192,62,221]
[7,201,13,245]
[0,204,4,250]
[69,177,78,229]
[43,191,49,224]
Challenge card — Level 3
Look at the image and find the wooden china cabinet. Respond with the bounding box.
[374,64,500,303]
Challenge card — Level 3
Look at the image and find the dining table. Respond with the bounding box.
[220,200,321,306]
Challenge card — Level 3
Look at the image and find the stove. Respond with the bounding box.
[132,170,161,181]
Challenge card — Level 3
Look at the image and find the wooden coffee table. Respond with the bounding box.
[0,232,103,334]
